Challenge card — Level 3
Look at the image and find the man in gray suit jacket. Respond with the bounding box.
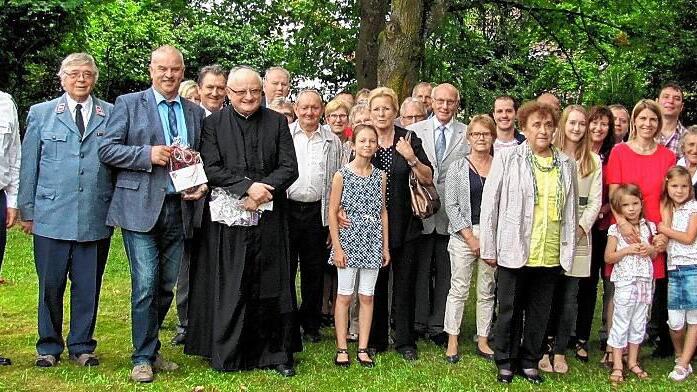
[18,53,113,368]
[98,45,207,383]
[408,83,468,344]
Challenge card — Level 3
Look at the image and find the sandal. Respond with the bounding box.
[553,355,569,374]
[628,364,649,380]
[575,340,589,362]
[334,348,350,368]
[600,350,613,368]
[539,354,553,373]
[356,348,374,368]
[609,367,624,385]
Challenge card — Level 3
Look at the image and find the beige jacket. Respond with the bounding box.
[479,142,579,271]
[567,153,602,277]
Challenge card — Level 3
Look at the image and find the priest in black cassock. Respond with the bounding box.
[184,66,301,376]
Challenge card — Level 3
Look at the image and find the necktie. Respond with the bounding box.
[166,101,179,139]
[75,103,85,136]
[435,125,446,164]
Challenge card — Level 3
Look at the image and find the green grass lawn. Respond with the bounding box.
[0,228,694,391]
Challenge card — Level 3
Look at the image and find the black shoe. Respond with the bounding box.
[651,346,673,358]
[475,347,495,361]
[273,363,296,377]
[303,332,321,343]
[400,349,418,361]
[356,348,374,368]
[0,356,11,366]
[445,354,460,364]
[519,368,544,384]
[575,340,589,362]
[429,332,448,347]
[334,349,350,368]
[497,369,514,383]
[366,347,378,357]
[171,332,186,345]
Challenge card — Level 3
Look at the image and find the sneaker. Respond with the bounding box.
[130,364,154,383]
[152,355,179,372]
[668,364,692,382]
[69,353,99,367]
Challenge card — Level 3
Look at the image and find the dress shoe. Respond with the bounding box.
[35,354,58,367]
[445,354,460,364]
[476,347,494,361]
[0,356,11,366]
[519,368,544,384]
[171,332,186,345]
[274,363,296,377]
[303,331,321,343]
[69,353,99,367]
[130,364,154,383]
[400,349,418,361]
[497,370,514,384]
[429,332,448,347]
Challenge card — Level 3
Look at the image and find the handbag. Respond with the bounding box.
[405,131,440,219]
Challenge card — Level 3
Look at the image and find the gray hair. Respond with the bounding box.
[349,103,370,124]
[296,89,324,105]
[264,66,290,82]
[227,65,262,86]
[431,83,461,102]
[197,64,227,86]
[411,81,433,96]
[150,45,184,65]
[400,97,426,116]
[58,52,99,83]
[680,125,697,153]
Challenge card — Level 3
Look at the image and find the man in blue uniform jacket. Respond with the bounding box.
[98,45,207,383]
[18,53,113,368]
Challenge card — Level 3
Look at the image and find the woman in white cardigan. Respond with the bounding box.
[442,115,496,364]
[538,105,602,374]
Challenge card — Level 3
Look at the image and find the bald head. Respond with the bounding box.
[227,66,263,116]
[149,45,185,100]
[537,93,560,113]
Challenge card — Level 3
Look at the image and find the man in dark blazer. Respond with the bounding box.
[18,53,113,368]
[98,45,207,383]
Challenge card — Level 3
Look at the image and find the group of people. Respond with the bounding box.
[0,45,696,386]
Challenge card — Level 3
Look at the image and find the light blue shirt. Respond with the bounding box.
[152,89,188,147]
[152,89,188,193]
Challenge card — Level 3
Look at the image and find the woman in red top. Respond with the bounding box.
[605,99,676,359]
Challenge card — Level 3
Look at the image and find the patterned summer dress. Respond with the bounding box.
[329,165,384,269]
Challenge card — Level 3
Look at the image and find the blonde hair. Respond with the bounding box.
[325,98,351,116]
[468,114,497,140]
[661,166,694,211]
[368,87,399,112]
[178,80,198,100]
[554,105,596,177]
[628,99,663,140]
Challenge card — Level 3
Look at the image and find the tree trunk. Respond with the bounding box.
[355,0,389,90]
[377,0,426,101]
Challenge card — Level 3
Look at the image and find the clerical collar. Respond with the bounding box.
[233,107,259,120]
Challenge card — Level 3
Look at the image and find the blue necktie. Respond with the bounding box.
[166,101,179,139]
[435,125,446,164]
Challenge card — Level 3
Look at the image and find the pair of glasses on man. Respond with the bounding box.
[64,71,95,80]
[226,87,262,97]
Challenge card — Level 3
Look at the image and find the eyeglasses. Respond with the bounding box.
[434,98,458,107]
[469,132,493,139]
[227,87,262,97]
[327,113,348,120]
[402,115,425,122]
[64,71,95,81]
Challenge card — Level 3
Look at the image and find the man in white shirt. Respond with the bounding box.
[197,65,227,116]
[0,90,20,366]
[263,66,291,107]
[287,89,342,343]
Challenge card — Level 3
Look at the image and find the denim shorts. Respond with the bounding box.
[668,265,697,310]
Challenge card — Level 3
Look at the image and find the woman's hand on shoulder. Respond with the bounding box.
[618,222,641,244]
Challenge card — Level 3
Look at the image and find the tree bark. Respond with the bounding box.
[355,0,389,90]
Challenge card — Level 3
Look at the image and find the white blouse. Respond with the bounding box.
[667,199,697,270]
[608,220,655,282]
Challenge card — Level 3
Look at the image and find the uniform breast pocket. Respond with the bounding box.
[40,131,69,160]
[0,122,12,151]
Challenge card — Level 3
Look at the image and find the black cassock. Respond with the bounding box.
[185,106,301,371]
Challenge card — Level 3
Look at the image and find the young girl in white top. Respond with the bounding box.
[657,166,697,381]
[605,184,656,385]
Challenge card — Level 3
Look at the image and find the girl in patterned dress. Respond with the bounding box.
[328,124,390,368]
[657,167,697,381]
[605,184,657,385]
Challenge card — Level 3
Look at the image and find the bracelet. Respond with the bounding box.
[407,158,419,167]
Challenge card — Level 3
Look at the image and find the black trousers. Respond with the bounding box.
[414,232,451,335]
[494,265,561,370]
[369,240,418,352]
[0,191,6,274]
[288,200,327,335]
[649,277,672,353]
[576,227,613,342]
